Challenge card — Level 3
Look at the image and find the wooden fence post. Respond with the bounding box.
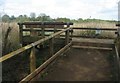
[117,26,120,37]
[65,30,70,45]
[19,24,23,46]
[54,25,57,33]
[30,47,36,73]
[41,24,45,48]
[49,38,54,56]
[30,27,37,36]
[70,28,73,40]
[41,22,45,38]
[65,24,70,45]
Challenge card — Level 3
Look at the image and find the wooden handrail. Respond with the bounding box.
[72,27,117,31]
[0,27,72,62]
[23,27,117,31]
[18,22,73,25]
[20,42,72,82]
[115,45,120,81]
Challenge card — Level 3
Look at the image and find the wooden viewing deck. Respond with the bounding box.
[1,22,120,82]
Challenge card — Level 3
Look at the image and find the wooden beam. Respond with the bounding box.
[18,22,73,25]
[23,29,61,32]
[32,27,72,46]
[19,24,23,46]
[19,42,72,82]
[41,25,45,38]
[118,28,120,37]
[30,27,37,36]
[25,25,64,28]
[72,27,117,31]
[0,27,72,62]
[114,46,120,81]
[30,47,36,73]
[72,45,113,50]
[0,45,32,62]
[65,30,70,44]
[49,38,54,56]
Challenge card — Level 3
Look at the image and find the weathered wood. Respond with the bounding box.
[72,35,116,39]
[118,28,120,37]
[19,42,72,82]
[70,28,73,40]
[72,46,113,50]
[49,38,54,56]
[19,24,23,45]
[0,27,71,62]
[114,46,120,81]
[22,27,117,32]
[30,47,36,73]
[65,30,70,44]
[45,35,115,39]
[41,25,45,47]
[54,26,57,33]
[0,45,32,62]
[18,22,73,26]
[32,27,71,46]
[25,25,64,28]
[72,27,117,31]
[30,27,37,36]
[41,26,45,38]
[23,28,61,32]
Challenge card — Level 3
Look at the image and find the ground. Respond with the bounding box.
[36,48,114,81]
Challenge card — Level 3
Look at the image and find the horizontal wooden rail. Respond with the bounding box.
[23,29,61,32]
[0,27,72,62]
[18,22,73,25]
[23,27,117,31]
[72,46,113,50]
[20,42,72,82]
[72,27,117,31]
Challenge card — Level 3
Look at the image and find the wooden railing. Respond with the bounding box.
[115,24,120,82]
[71,27,117,39]
[72,27,117,31]
[18,22,73,45]
[1,25,119,82]
[114,45,120,82]
[0,27,72,82]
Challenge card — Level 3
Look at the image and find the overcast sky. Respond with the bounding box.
[0,0,119,20]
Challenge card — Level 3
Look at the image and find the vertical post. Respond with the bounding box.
[53,25,56,42]
[49,38,54,56]
[118,27,120,37]
[30,47,36,73]
[41,27,45,38]
[65,24,70,45]
[70,28,73,40]
[41,23,45,38]
[54,25,57,33]
[41,23,45,47]
[65,30,70,45]
[30,27,36,36]
[19,24,23,47]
